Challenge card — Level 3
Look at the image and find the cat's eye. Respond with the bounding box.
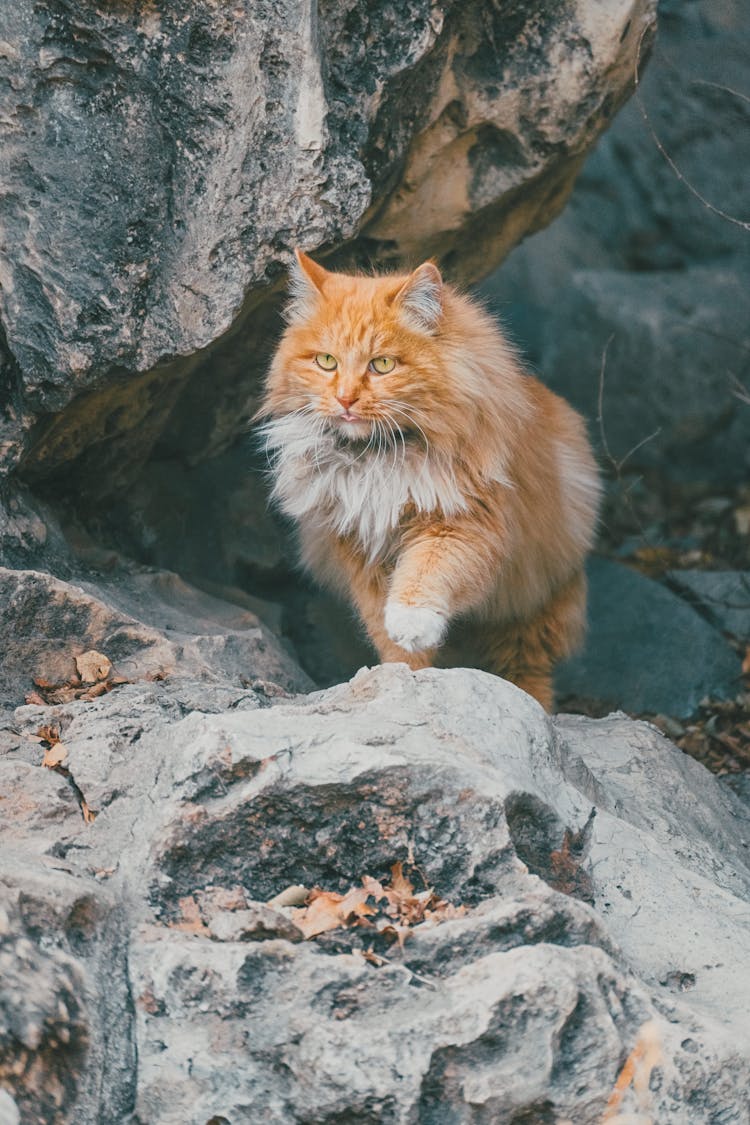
[315,353,338,371]
[369,356,396,375]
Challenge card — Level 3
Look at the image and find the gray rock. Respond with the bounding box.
[668,570,750,641]
[0,564,312,707]
[2,664,749,1121]
[556,557,743,716]
[0,0,657,567]
[207,904,304,944]
[543,268,750,482]
[479,0,750,486]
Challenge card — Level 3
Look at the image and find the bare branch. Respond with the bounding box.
[633,27,750,232]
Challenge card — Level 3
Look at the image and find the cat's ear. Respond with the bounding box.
[394,262,443,333]
[285,249,330,323]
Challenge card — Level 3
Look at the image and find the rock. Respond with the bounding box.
[0,565,312,708]
[207,905,304,945]
[1,664,749,1121]
[538,268,750,482]
[667,570,750,642]
[556,558,743,717]
[0,0,657,569]
[479,0,750,486]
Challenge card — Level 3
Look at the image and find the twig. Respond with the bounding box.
[633,27,750,232]
[597,334,662,477]
[596,336,663,551]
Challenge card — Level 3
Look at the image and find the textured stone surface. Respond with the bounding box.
[667,570,750,642]
[534,268,750,482]
[479,0,750,485]
[556,558,743,716]
[1,664,748,1121]
[0,0,656,521]
[0,564,311,708]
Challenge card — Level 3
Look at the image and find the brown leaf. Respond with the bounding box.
[389,861,415,900]
[37,723,61,744]
[43,742,68,769]
[24,692,47,707]
[79,682,109,701]
[44,686,80,705]
[81,799,97,824]
[33,677,57,690]
[75,650,112,684]
[293,886,376,939]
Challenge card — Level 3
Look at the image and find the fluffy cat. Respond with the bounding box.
[257,250,601,710]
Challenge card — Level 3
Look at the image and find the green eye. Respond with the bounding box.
[370,356,396,375]
[315,353,338,372]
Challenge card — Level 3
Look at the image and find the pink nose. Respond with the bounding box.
[336,393,358,410]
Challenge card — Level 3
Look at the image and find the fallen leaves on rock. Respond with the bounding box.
[32,724,97,824]
[25,650,129,705]
[290,861,465,946]
[75,649,112,684]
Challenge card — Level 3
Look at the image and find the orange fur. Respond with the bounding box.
[258,250,601,709]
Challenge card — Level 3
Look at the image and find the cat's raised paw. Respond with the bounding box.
[384,602,447,653]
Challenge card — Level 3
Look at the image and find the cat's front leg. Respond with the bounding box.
[384,524,499,654]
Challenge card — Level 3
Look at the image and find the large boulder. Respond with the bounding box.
[1,664,748,1121]
[0,0,657,556]
[480,0,750,484]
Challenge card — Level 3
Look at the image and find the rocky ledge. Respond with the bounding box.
[1,622,749,1122]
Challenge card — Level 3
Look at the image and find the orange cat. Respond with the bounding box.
[258,250,601,709]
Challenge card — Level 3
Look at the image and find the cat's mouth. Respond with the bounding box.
[331,412,373,441]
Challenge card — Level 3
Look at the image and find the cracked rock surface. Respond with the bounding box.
[1,662,748,1123]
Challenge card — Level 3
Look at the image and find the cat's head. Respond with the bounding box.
[261,250,458,446]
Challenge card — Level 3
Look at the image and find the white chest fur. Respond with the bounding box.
[261,413,468,559]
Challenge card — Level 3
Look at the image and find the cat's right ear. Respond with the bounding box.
[285,249,330,323]
[394,262,443,334]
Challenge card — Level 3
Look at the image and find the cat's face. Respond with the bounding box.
[263,251,450,446]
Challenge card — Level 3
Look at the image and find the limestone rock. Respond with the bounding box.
[0,565,312,708]
[534,268,750,483]
[1,664,748,1121]
[0,0,656,516]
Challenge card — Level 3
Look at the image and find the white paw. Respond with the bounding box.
[384,601,447,653]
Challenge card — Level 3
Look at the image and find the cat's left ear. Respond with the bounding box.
[394,262,443,334]
[285,249,331,323]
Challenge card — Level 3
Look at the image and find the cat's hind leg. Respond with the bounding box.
[475,571,587,711]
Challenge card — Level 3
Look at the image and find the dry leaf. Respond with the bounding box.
[388,861,415,899]
[81,799,97,824]
[42,742,68,769]
[37,724,61,744]
[291,861,464,944]
[24,691,47,707]
[602,1020,662,1122]
[79,682,109,701]
[75,650,112,684]
[293,886,377,939]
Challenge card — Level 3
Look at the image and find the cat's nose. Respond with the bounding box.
[336,392,359,410]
